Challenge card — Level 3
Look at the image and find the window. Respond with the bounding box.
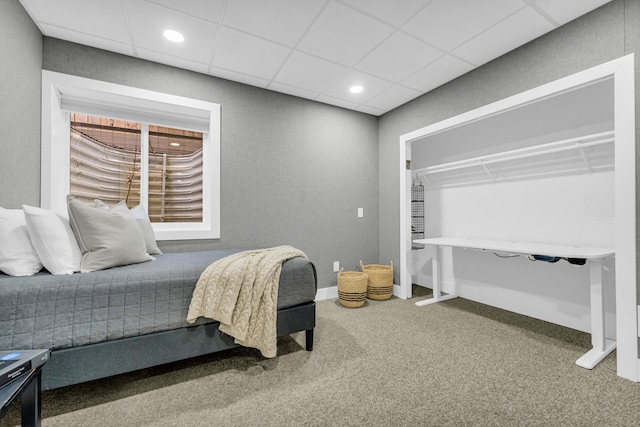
[41,71,220,240]
[69,114,204,223]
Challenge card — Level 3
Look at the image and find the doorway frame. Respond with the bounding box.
[398,54,637,381]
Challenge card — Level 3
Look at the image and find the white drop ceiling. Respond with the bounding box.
[20,0,612,116]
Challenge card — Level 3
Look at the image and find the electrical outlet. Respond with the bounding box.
[333,261,340,272]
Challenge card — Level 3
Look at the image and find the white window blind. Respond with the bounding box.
[60,93,211,132]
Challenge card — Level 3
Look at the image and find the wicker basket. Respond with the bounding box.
[360,260,393,300]
[337,269,368,308]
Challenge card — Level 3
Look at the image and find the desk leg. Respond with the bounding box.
[415,245,457,306]
[20,370,42,427]
[575,260,616,369]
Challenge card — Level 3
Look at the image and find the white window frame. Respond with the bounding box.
[41,70,221,240]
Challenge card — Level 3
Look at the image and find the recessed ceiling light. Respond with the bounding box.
[349,85,363,94]
[164,30,184,43]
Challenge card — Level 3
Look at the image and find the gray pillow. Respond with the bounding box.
[94,200,162,255]
[130,204,162,255]
[67,195,152,273]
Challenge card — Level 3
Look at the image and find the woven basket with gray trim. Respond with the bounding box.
[337,269,368,308]
[360,260,393,300]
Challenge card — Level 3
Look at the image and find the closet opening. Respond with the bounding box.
[398,55,636,381]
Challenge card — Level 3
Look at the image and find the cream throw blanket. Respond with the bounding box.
[186,245,307,358]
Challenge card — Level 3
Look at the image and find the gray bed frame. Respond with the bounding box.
[0,249,318,390]
[42,301,315,390]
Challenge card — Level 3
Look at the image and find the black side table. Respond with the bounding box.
[0,349,50,427]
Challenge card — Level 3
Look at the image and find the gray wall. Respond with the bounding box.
[1,0,379,290]
[0,0,42,208]
[4,0,638,292]
[41,39,380,289]
[378,0,640,285]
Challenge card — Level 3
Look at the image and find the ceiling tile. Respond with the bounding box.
[297,1,394,66]
[315,94,359,110]
[137,48,210,75]
[340,0,429,27]
[267,82,319,101]
[125,0,218,64]
[401,54,474,93]
[21,0,609,116]
[356,32,442,81]
[147,0,225,23]
[534,0,611,25]
[454,7,555,66]
[213,27,291,80]
[355,104,386,116]
[403,0,525,51]
[223,0,325,47]
[363,85,422,111]
[21,0,130,43]
[209,66,270,88]
[273,51,347,93]
[38,23,135,56]
[322,70,393,103]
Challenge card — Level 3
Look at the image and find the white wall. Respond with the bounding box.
[411,170,616,335]
[426,172,614,246]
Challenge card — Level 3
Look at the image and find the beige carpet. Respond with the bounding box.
[3,287,640,426]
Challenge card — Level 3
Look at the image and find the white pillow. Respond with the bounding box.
[94,200,162,255]
[0,208,43,276]
[22,205,82,275]
[67,196,152,273]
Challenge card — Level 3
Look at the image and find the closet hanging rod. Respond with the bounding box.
[426,163,614,189]
[422,138,613,176]
[413,130,614,176]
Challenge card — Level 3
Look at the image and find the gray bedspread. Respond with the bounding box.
[0,250,316,351]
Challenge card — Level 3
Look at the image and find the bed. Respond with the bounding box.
[0,250,317,390]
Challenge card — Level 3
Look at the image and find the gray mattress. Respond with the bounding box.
[0,250,316,352]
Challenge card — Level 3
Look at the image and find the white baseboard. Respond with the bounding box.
[315,286,338,301]
[413,276,601,334]
[393,284,402,297]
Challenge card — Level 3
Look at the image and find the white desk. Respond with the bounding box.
[413,237,615,370]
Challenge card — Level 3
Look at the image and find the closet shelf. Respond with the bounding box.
[413,131,614,189]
